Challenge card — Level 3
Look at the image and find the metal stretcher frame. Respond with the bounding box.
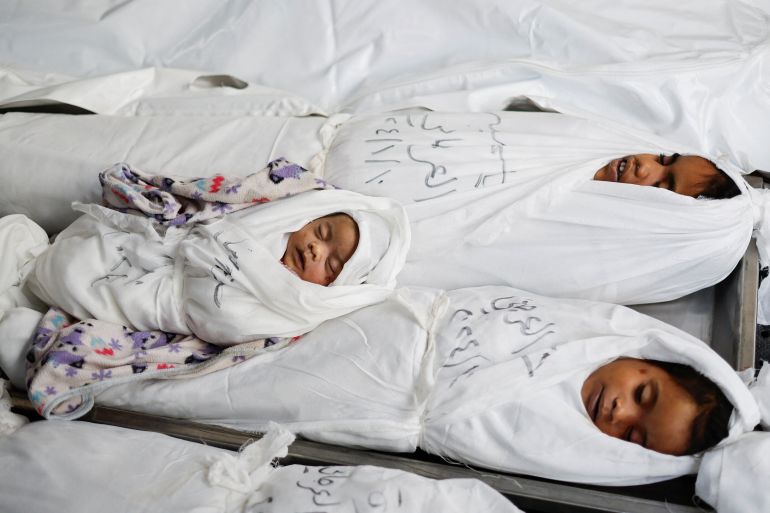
[9,233,758,513]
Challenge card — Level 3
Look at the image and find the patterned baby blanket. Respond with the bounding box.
[99,157,333,226]
[27,158,326,418]
[26,307,298,419]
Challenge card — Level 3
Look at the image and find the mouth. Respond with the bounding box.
[295,246,305,272]
[588,384,604,423]
[609,158,628,182]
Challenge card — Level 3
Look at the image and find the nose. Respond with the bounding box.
[603,397,640,438]
[308,240,328,261]
[631,158,664,186]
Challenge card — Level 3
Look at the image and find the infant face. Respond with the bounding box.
[581,358,699,456]
[282,213,359,286]
[592,153,721,198]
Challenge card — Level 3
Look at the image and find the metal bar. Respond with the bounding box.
[8,392,705,513]
[737,175,762,370]
[737,240,759,370]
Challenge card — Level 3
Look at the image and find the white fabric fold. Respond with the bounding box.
[420,286,759,485]
[749,361,770,429]
[0,214,49,315]
[695,431,770,513]
[29,189,411,344]
[0,421,522,513]
[181,189,410,342]
[208,423,295,496]
[0,378,28,436]
[0,67,325,117]
[324,111,755,305]
[96,285,761,486]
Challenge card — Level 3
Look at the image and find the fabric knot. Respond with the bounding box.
[748,187,770,266]
[208,423,295,494]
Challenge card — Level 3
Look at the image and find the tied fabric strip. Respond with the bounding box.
[208,423,296,496]
[25,307,295,419]
[100,158,335,226]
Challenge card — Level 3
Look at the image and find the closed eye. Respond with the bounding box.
[658,153,681,166]
[635,384,645,404]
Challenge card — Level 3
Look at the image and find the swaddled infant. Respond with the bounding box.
[28,163,411,344]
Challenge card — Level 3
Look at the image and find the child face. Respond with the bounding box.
[281,214,359,286]
[581,358,699,456]
[592,153,719,198]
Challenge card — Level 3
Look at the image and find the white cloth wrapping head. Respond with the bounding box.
[322,111,757,305]
[181,189,411,342]
[333,209,395,286]
[27,188,410,344]
[695,360,770,511]
[420,286,761,486]
[95,284,764,486]
[695,431,770,513]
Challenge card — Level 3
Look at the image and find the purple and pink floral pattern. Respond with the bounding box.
[26,307,295,420]
[100,157,335,226]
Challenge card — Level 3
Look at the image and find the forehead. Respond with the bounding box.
[670,155,721,196]
[647,376,699,455]
[325,213,358,238]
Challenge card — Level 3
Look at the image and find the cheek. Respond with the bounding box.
[299,261,327,285]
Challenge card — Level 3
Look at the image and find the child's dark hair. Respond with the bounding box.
[701,164,741,199]
[646,359,733,454]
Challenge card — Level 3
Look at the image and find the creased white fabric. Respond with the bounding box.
[0,307,43,389]
[28,189,410,344]
[0,67,324,117]
[324,111,754,305]
[695,431,770,513]
[208,423,294,495]
[333,209,394,286]
[95,285,760,485]
[0,420,522,513]
[0,421,240,513]
[0,113,329,233]
[1,1,768,171]
[420,286,759,486]
[97,288,439,451]
[749,361,770,429]
[0,378,27,436]
[0,215,49,314]
[0,215,49,388]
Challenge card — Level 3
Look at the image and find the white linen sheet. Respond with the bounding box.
[28,189,410,343]
[92,285,761,486]
[324,110,754,305]
[0,109,747,332]
[1,0,768,172]
[696,431,770,513]
[0,421,522,513]
[0,113,327,233]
